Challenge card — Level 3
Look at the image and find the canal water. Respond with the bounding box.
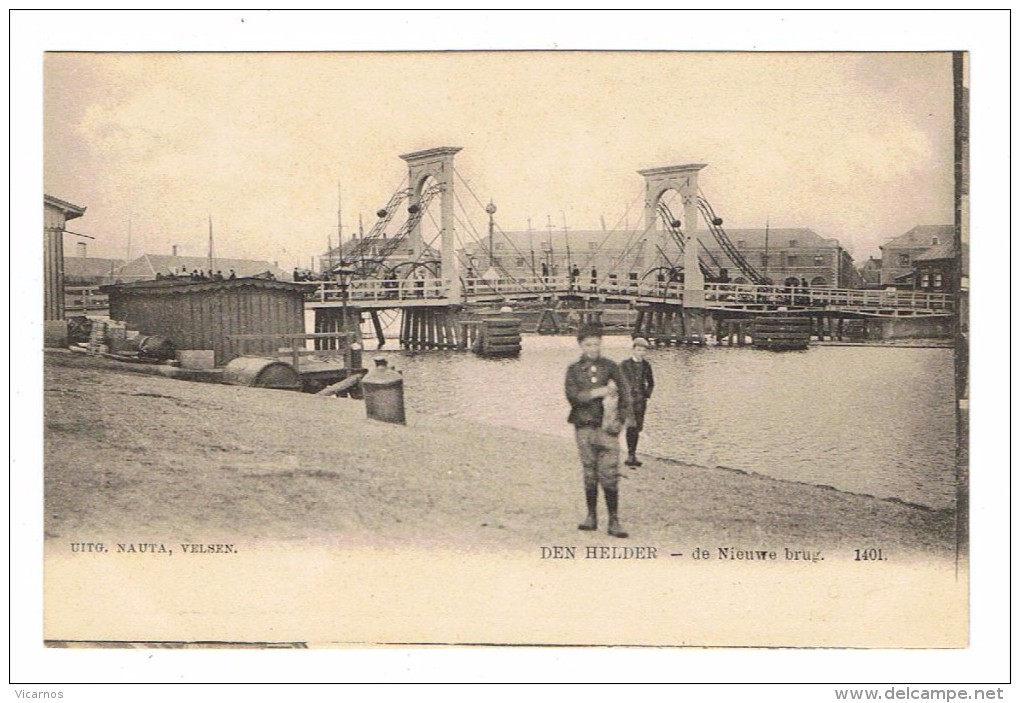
[369,334,957,510]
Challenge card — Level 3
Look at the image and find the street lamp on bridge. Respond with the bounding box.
[332,266,358,332]
[483,200,500,283]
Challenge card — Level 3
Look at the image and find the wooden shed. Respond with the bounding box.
[104,278,307,366]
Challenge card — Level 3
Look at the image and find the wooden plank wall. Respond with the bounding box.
[108,285,305,366]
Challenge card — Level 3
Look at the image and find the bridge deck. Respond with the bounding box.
[301,277,954,317]
[68,278,953,318]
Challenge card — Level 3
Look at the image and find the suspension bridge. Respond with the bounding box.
[306,147,952,349]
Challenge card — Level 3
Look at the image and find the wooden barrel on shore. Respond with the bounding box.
[137,334,175,360]
[751,316,812,351]
[223,356,302,389]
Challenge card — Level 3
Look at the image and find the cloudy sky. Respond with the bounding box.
[44,51,955,267]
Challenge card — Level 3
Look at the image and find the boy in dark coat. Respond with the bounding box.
[564,324,633,538]
[620,336,655,467]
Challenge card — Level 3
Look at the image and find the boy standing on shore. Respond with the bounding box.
[620,336,654,467]
[564,325,633,538]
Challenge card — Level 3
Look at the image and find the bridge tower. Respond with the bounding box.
[400,147,462,300]
[637,163,707,308]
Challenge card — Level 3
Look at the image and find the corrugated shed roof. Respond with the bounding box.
[101,277,307,295]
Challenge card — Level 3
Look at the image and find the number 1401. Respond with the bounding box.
[854,548,886,561]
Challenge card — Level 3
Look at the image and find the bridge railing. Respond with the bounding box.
[303,277,451,302]
[465,275,570,296]
[703,283,953,311]
[592,278,683,300]
[303,277,953,312]
[306,275,578,301]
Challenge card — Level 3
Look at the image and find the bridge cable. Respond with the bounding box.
[573,189,646,272]
[655,202,716,280]
[696,191,766,284]
[453,168,552,288]
[602,219,657,278]
[452,192,531,285]
[341,176,410,265]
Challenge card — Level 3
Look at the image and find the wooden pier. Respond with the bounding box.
[633,304,710,346]
[399,307,462,350]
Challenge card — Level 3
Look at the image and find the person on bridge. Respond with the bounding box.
[565,324,633,538]
[620,337,655,468]
[413,267,426,298]
[590,267,598,292]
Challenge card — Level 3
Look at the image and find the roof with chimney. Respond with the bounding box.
[63,256,126,281]
[913,241,956,262]
[880,225,954,251]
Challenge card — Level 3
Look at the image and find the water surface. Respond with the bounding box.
[374,335,956,510]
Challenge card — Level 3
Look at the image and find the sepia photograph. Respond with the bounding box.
[12,9,1011,690]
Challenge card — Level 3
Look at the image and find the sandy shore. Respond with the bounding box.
[44,351,956,559]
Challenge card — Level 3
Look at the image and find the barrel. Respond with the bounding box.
[109,335,141,355]
[137,334,176,360]
[222,356,302,390]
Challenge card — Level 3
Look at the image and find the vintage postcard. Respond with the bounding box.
[37,48,970,652]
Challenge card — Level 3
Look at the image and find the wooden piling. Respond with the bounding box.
[370,310,385,348]
[399,309,410,348]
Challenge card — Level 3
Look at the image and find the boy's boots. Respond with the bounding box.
[578,482,599,531]
[625,428,643,467]
[605,488,628,538]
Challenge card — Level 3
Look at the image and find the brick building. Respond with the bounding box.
[879,225,954,287]
[912,241,957,295]
[458,227,859,288]
[858,256,883,289]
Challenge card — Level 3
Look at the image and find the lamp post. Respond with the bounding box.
[483,201,500,284]
[485,201,497,268]
[333,266,357,334]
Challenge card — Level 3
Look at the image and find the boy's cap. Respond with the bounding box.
[632,337,650,348]
[576,324,603,342]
